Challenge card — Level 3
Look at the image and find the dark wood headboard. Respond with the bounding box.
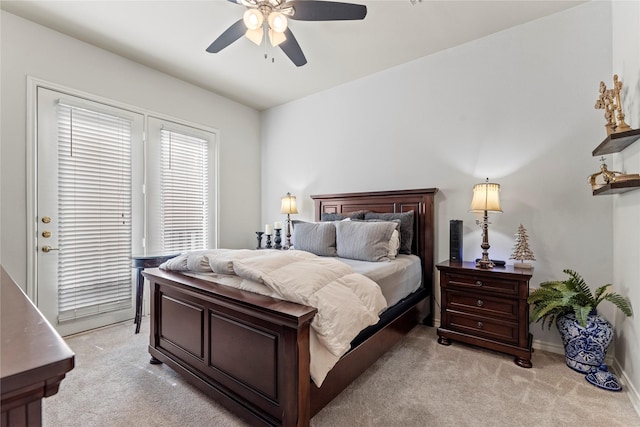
[311,188,438,324]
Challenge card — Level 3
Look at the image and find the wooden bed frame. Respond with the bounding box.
[143,188,437,426]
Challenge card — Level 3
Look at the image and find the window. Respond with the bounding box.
[56,102,133,321]
[146,117,217,253]
[159,128,209,252]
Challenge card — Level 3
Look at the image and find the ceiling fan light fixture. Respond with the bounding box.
[268,11,288,33]
[243,9,263,30]
[245,27,264,45]
[268,28,287,46]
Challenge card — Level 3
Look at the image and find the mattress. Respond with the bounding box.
[337,254,422,307]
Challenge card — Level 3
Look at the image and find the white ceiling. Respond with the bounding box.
[1,0,587,110]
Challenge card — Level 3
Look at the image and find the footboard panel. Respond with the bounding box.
[145,269,316,426]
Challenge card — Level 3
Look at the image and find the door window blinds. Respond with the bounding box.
[57,103,133,322]
[160,128,209,252]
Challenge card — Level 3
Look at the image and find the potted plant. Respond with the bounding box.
[528,269,633,373]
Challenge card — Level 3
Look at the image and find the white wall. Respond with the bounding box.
[262,2,618,351]
[612,0,640,414]
[0,11,262,289]
[262,0,640,409]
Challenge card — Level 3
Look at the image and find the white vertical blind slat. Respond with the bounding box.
[57,104,133,322]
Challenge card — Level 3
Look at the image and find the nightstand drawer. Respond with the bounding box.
[447,310,518,344]
[446,273,519,297]
[447,290,518,320]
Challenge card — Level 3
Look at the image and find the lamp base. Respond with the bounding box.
[476,259,494,269]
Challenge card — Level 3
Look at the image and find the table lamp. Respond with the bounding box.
[470,178,502,268]
[280,192,298,249]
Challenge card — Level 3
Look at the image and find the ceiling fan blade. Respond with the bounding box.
[206,19,246,53]
[287,0,367,21]
[279,28,307,67]
[227,0,257,5]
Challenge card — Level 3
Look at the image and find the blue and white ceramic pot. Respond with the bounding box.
[556,312,613,373]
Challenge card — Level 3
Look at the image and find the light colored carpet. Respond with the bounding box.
[43,318,640,427]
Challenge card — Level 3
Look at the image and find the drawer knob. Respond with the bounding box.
[476,299,484,307]
[477,321,484,329]
[476,280,483,287]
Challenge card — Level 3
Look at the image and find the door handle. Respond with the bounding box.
[42,245,60,253]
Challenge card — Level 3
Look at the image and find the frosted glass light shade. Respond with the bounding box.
[245,28,264,46]
[280,193,299,214]
[268,29,287,46]
[470,182,502,213]
[268,12,288,33]
[243,9,263,30]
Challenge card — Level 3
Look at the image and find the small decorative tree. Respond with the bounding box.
[510,224,535,269]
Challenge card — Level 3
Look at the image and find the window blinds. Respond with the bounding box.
[57,103,133,322]
[160,128,209,252]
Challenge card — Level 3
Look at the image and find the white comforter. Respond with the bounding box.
[160,249,387,386]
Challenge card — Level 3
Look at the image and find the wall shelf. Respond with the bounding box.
[591,128,640,196]
[592,128,640,156]
[592,178,640,195]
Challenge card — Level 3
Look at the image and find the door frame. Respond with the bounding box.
[25,76,220,306]
[26,77,147,303]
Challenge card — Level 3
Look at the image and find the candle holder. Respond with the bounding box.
[265,234,272,249]
[255,231,264,249]
[274,228,282,250]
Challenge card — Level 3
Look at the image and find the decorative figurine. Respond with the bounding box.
[588,157,640,191]
[510,224,535,269]
[595,74,632,135]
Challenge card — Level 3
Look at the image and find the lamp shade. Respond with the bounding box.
[470,181,502,213]
[280,192,299,215]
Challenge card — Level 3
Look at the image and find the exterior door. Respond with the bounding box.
[35,87,143,336]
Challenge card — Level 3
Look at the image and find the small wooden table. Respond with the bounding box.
[131,253,179,333]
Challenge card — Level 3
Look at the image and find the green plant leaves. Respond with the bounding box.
[527,269,633,329]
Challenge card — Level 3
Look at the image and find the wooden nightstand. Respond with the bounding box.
[436,260,533,368]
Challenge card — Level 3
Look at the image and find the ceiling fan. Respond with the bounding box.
[206,0,367,67]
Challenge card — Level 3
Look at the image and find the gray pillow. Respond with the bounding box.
[291,221,337,257]
[320,210,367,221]
[334,220,397,262]
[364,211,414,254]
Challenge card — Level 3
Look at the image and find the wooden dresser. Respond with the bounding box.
[1,266,75,426]
[436,260,533,368]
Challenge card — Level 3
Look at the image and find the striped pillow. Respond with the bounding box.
[334,220,397,262]
[291,221,337,257]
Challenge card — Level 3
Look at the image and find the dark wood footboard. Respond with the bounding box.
[145,269,316,426]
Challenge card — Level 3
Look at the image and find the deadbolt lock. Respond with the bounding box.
[42,231,52,238]
[42,216,52,224]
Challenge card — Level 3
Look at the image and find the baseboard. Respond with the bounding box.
[534,338,640,419]
[531,338,564,355]
[612,357,640,418]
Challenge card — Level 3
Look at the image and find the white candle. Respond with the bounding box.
[265,224,273,235]
[274,221,282,229]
